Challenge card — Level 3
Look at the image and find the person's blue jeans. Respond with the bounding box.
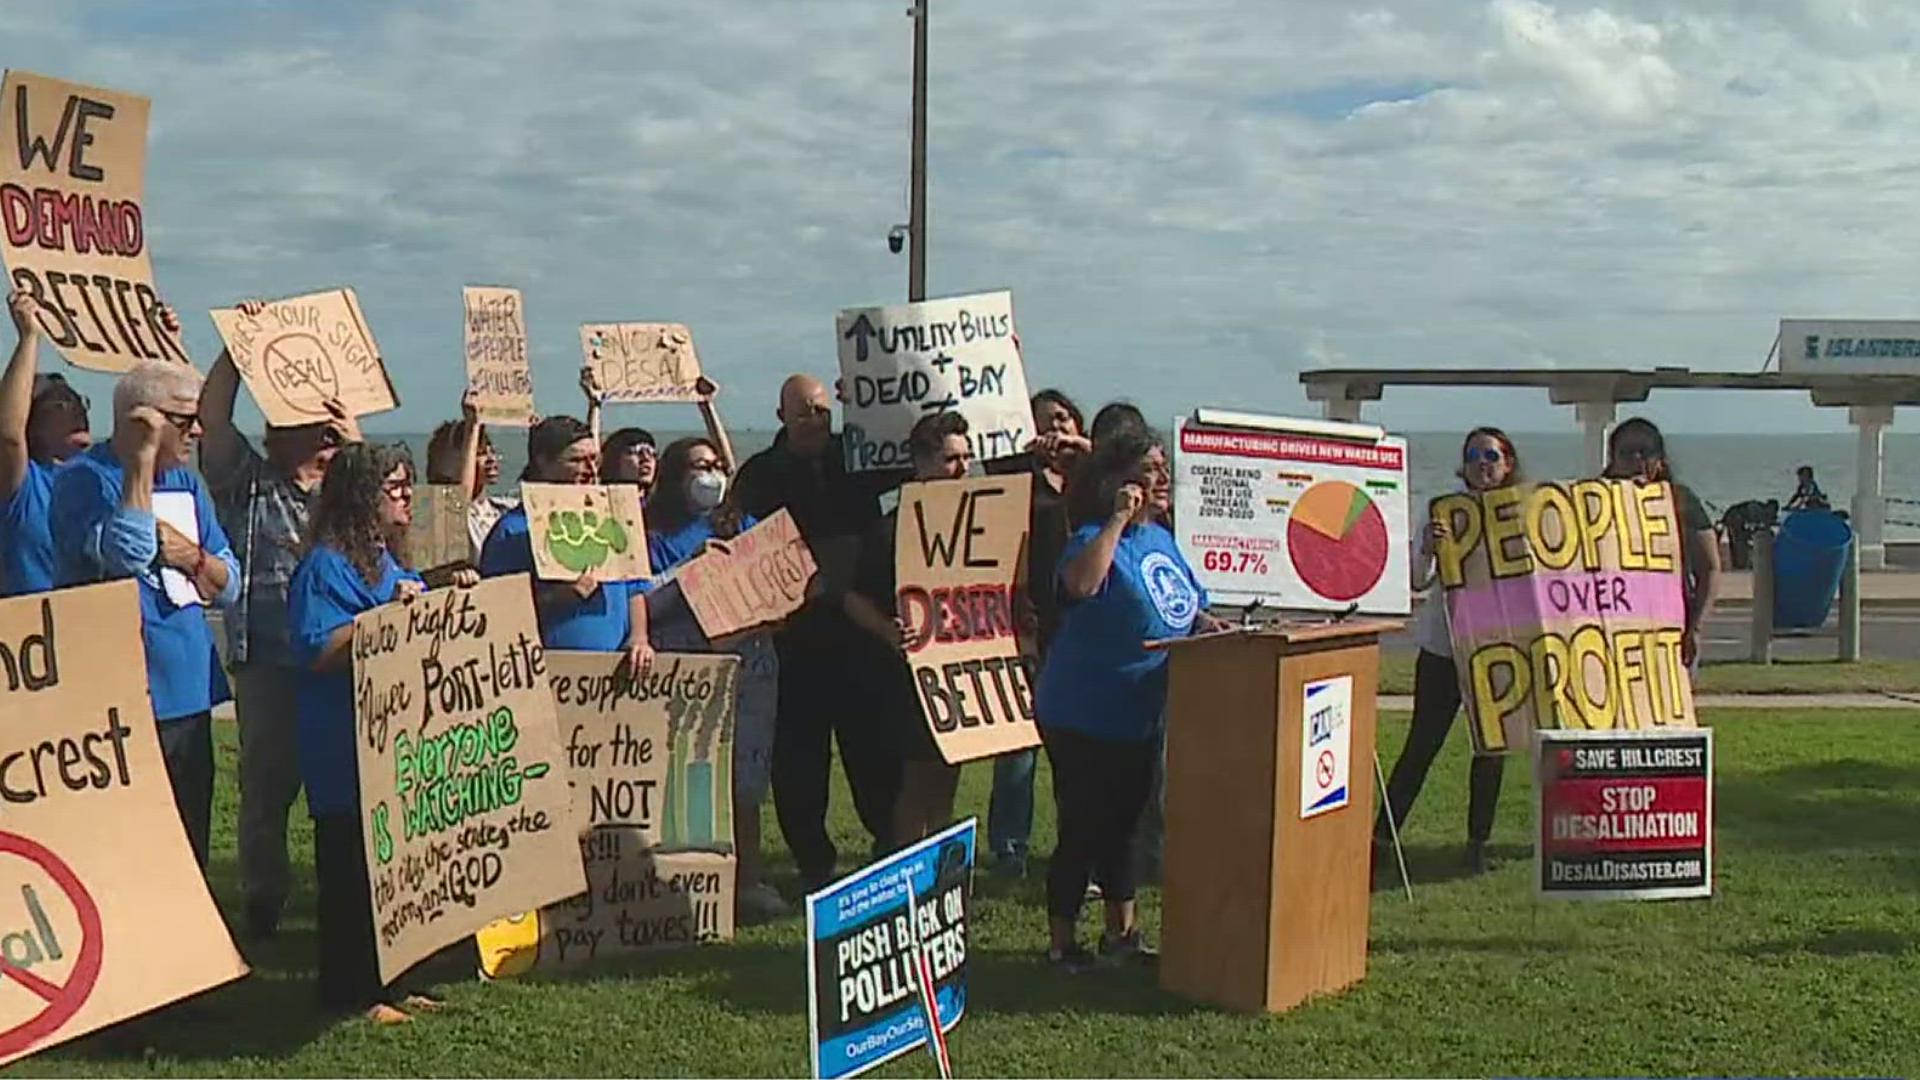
[988,748,1037,863]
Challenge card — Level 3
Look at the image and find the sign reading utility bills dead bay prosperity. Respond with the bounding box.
[0,582,246,1064]
[1431,480,1697,755]
[837,290,1031,472]
[1,70,191,370]
[352,576,585,984]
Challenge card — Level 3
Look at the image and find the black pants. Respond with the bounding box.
[313,814,389,1012]
[157,711,214,869]
[1044,726,1157,922]
[1375,650,1505,847]
[771,628,902,887]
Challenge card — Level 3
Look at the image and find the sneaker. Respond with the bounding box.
[399,993,445,1014]
[738,883,792,923]
[1098,929,1158,968]
[1046,943,1094,974]
[1083,881,1103,902]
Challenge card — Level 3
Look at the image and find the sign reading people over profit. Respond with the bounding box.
[1173,412,1411,615]
[676,510,818,640]
[0,70,190,371]
[1431,479,1699,755]
[1534,729,1712,900]
[0,582,246,1065]
[210,288,397,426]
[580,322,705,403]
[351,575,585,984]
[520,483,652,583]
[464,286,535,426]
[474,651,738,976]
[806,819,974,1080]
[836,290,1031,472]
[895,474,1039,764]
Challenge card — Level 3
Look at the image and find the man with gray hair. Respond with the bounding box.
[51,357,241,869]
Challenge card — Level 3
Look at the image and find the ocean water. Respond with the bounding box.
[384,428,1920,539]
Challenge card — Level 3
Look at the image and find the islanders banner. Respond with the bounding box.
[1431,479,1698,755]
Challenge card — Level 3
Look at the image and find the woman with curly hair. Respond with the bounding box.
[288,442,475,1024]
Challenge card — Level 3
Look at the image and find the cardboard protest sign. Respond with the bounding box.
[351,575,585,984]
[580,322,704,403]
[464,286,534,426]
[1535,729,1712,900]
[407,484,472,571]
[836,290,1032,472]
[473,651,738,975]
[676,510,817,639]
[0,70,190,371]
[0,582,245,1064]
[211,288,397,426]
[1174,414,1411,615]
[520,483,651,583]
[806,819,974,1080]
[1431,479,1699,756]
[896,474,1039,764]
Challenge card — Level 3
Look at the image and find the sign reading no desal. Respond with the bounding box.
[1534,729,1713,901]
[0,832,104,1060]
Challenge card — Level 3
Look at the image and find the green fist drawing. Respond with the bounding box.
[547,508,631,573]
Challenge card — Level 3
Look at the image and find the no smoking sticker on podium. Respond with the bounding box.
[1300,676,1352,819]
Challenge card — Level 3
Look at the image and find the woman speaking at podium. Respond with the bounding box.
[1375,427,1522,877]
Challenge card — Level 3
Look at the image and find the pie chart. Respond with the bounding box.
[1287,481,1389,602]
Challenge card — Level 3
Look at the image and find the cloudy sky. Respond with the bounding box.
[7,0,1920,435]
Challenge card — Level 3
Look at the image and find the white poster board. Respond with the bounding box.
[835,290,1031,472]
[1173,411,1410,615]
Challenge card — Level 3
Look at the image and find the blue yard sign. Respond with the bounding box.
[805,818,974,1079]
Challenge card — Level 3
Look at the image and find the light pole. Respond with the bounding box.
[907,0,928,301]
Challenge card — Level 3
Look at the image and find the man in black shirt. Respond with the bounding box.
[734,374,909,888]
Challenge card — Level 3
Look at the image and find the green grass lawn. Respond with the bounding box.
[1381,651,1920,696]
[16,710,1920,1078]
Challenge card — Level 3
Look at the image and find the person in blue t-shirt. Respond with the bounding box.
[1037,430,1225,971]
[479,415,652,673]
[290,442,473,1024]
[51,358,242,869]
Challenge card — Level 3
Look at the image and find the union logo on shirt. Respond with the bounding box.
[1139,551,1198,630]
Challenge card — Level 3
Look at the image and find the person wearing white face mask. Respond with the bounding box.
[643,435,788,922]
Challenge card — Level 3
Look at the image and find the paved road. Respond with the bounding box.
[1381,607,1920,663]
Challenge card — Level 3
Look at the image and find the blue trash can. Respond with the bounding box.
[1772,510,1853,630]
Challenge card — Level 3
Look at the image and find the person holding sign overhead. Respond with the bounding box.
[1038,430,1227,970]
[479,415,653,675]
[51,358,241,869]
[289,441,473,1024]
[0,289,98,595]
[1375,427,1521,878]
[202,299,364,939]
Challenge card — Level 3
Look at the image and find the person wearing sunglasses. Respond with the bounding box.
[1603,418,1718,672]
[1375,426,1522,879]
[0,290,102,596]
[50,358,242,873]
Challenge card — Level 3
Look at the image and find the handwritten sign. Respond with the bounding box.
[0,582,246,1064]
[407,484,472,572]
[351,575,585,984]
[464,286,534,426]
[521,483,652,583]
[0,70,190,371]
[837,290,1031,472]
[211,288,397,426]
[676,510,817,640]
[896,474,1039,764]
[580,322,704,403]
[474,651,738,974]
[1535,729,1713,901]
[1431,479,1699,756]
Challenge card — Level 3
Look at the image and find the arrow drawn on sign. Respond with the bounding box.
[843,313,877,363]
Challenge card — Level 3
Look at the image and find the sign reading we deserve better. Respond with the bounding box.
[1432,479,1698,756]
[464,286,535,426]
[0,582,246,1065]
[474,651,739,976]
[1535,729,1712,901]
[837,290,1031,472]
[0,70,191,371]
[351,575,584,984]
[211,288,397,426]
[896,474,1039,764]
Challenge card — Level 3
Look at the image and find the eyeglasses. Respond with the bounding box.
[1464,447,1504,465]
[381,479,414,499]
[158,408,199,434]
[688,458,727,473]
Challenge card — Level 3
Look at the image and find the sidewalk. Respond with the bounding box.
[1379,691,1920,711]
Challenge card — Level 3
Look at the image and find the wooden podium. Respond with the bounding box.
[1156,620,1398,1014]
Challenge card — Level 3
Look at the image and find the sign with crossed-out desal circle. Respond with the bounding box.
[0,832,104,1060]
